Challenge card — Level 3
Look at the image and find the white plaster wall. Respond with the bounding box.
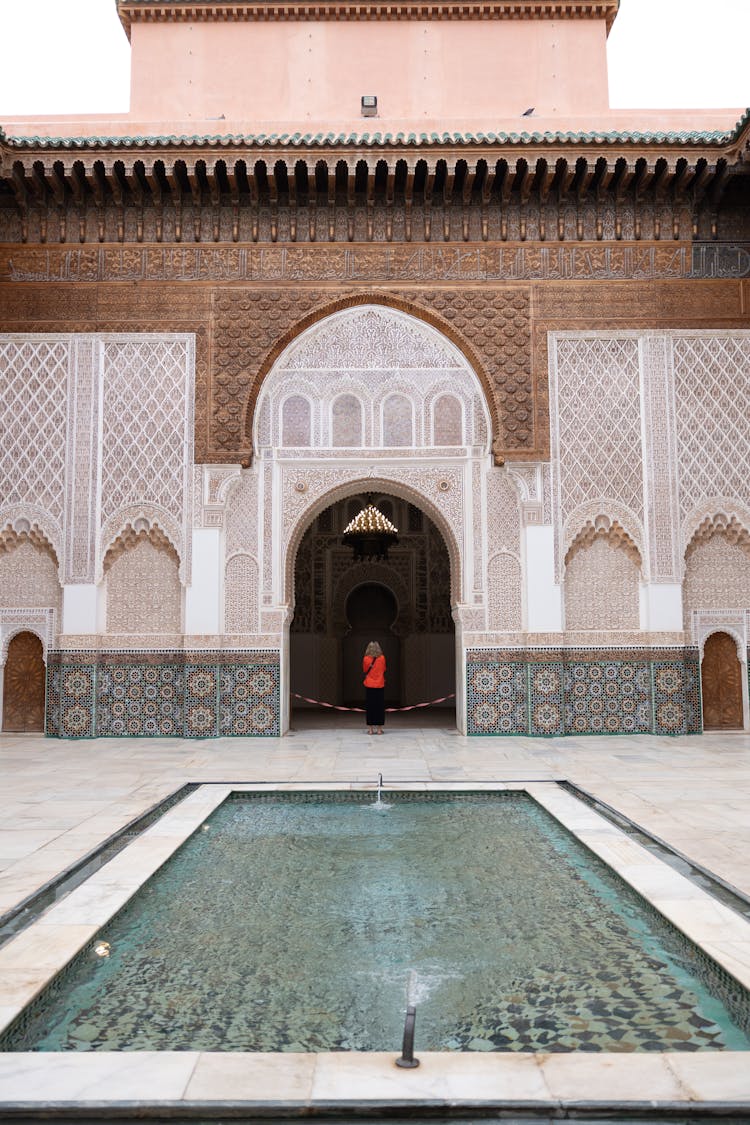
[524,526,562,632]
[185,528,222,634]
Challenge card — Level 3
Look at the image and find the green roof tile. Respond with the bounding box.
[1,111,748,152]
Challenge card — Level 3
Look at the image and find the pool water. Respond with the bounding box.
[4,794,750,1053]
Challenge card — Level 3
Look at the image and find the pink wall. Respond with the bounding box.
[128,18,610,126]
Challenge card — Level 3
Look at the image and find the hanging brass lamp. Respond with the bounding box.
[342,499,399,561]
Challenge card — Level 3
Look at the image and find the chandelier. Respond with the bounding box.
[342,500,399,561]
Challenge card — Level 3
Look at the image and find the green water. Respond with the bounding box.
[4,794,750,1053]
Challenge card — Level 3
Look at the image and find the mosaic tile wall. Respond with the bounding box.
[466,648,702,736]
[45,650,280,738]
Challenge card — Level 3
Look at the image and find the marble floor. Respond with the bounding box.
[1,718,750,1111]
[2,717,750,916]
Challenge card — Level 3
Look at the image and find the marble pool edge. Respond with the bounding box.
[0,780,749,1110]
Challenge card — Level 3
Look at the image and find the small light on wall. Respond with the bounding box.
[361,95,378,118]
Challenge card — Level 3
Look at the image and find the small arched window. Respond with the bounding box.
[281,395,312,447]
[433,394,463,445]
[383,394,414,447]
[332,394,363,447]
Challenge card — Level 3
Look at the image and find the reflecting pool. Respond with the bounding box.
[3,793,749,1053]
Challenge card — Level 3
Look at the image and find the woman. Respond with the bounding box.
[362,640,386,736]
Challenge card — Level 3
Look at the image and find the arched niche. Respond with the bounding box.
[253,303,492,456]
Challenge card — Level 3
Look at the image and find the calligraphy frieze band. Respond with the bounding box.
[3,242,749,285]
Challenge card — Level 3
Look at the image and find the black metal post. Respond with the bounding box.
[395,1004,419,1068]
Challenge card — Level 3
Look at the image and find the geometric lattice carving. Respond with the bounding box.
[550,335,644,579]
[564,538,641,631]
[673,334,750,522]
[565,517,642,568]
[105,538,182,634]
[0,339,69,526]
[100,336,194,578]
[225,553,259,633]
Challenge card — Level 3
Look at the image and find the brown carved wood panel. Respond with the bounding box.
[701,632,744,730]
[2,632,46,733]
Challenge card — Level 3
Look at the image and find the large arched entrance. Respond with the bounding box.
[701,632,744,730]
[2,631,46,732]
[247,301,496,735]
[290,492,456,727]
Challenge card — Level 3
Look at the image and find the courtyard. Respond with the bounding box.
[1,722,749,1110]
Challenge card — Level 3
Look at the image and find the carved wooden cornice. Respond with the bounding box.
[2,144,744,245]
[116,0,620,35]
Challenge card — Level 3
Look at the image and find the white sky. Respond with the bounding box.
[0,0,748,117]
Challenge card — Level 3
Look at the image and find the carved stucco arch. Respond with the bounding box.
[285,476,462,611]
[682,503,750,574]
[99,505,183,583]
[562,501,645,576]
[330,563,414,638]
[243,293,500,457]
[0,507,62,568]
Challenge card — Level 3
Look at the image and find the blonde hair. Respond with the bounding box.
[365,641,383,657]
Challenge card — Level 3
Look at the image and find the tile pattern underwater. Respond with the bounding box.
[1,793,748,1054]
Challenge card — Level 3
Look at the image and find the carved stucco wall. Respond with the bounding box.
[0,542,62,615]
[254,305,490,453]
[486,468,522,630]
[0,338,68,565]
[549,334,644,580]
[225,553,259,634]
[564,539,640,631]
[106,540,182,634]
[549,330,750,590]
[673,335,750,536]
[0,333,195,592]
[224,469,261,632]
[683,535,750,629]
[210,289,531,462]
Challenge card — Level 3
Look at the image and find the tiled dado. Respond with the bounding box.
[45,651,281,738]
[466,648,702,737]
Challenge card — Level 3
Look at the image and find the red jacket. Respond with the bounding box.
[363,654,386,689]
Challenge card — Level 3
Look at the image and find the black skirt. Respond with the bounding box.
[365,687,385,726]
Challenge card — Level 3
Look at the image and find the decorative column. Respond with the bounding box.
[639,335,683,631]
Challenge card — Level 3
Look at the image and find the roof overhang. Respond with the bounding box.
[116,0,621,38]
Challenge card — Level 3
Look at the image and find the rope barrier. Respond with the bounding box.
[291,691,456,713]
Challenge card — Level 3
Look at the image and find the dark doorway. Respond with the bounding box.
[2,632,46,732]
[290,492,455,727]
[342,583,400,708]
[701,631,744,730]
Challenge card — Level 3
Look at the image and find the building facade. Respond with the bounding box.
[1,0,749,737]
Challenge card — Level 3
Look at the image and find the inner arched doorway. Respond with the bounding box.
[2,631,46,732]
[290,493,455,727]
[701,632,744,730]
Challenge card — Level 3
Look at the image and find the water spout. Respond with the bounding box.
[371,772,391,811]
